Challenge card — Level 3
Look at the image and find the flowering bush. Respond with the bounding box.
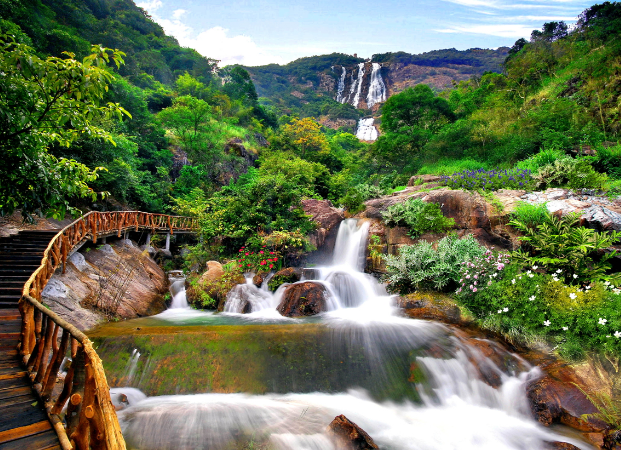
[441,168,534,191]
[236,245,281,273]
[455,262,621,360]
[456,249,511,295]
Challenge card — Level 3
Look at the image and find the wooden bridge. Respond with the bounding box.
[0,212,197,450]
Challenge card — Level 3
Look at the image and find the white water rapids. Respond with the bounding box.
[108,220,592,450]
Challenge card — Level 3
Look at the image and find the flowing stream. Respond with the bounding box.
[90,220,592,450]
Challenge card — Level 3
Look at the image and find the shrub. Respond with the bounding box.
[440,168,534,191]
[532,157,608,190]
[382,198,455,238]
[384,234,486,293]
[589,145,621,180]
[509,213,621,285]
[340,183,385,213]
[510,201,550,229]
[516,148,567,173]
[418,158,489,176]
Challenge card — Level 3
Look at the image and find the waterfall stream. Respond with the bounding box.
[93,220,592,450]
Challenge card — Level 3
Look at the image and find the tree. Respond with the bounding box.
[373,85,454,166]
[531,21,568,42]
[0,34,130,219]
[157,95,219,165]
[279,117,330,161]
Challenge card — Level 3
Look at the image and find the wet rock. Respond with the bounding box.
[277,282,328,317]
[252,271,268,288]
[268,267,301,291]
[543,441,582,450]
[399,292,464,325]
[302,199,345,250]
[526,360,605,432]
[327,414,378,450]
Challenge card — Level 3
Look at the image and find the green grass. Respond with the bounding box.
[417,158,490,176]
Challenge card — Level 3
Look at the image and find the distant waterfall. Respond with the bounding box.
[366,63,386,108]
[336,66,346,103]
[352,63,365,108]
[356,118,378,141]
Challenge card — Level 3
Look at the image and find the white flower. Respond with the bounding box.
[528,273,534,278]
[556,269,562,274]
[532,265,538,270]
[503,307,509,312]
[604,281,611,286]
[511,279,516,285]
[493,273,498,278]
[573,274,578,279]
[544,320,551,326]
[498,309,502,314]
[527,270,532,274]
[569,293,577,300]
[613,288,621,295]
[585,285,591,290]
[599,318,608,325]
[615,331,621,338]
[529,295,536,301]
[562,326,568,331]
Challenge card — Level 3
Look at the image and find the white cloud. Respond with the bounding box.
[138,1,282,66]
[436,23,536,38]
[172,9,186,20]
[136,0,162,12]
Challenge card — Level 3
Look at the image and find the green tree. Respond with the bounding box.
[0,34,130,219]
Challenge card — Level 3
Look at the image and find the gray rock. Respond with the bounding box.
[42,278,67,299]
[100,244,116,256]
[68,252,89,272]
[121,239,135,248]
[581,205,621,231]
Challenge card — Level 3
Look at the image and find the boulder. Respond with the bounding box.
[327,415,378,450]
[268,267,301,291]
[252,271,268,288]
[581,205,621,231]
[302,199,345,250]
[277,282,328,317]
[407,174,442,186]
[199,261,225,284]
[399,292,464,325]
[526,360,605,432]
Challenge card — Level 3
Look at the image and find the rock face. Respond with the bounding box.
[302,199,345,250]
[399,292,464,325]
[327,415,378,450]
[277,282,328,317]
[41,239,169,331]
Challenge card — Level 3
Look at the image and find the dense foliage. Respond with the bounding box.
[381,198,455,238]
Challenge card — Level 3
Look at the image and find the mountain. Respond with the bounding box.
[243,47,509,134]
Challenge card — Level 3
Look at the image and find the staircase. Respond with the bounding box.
[0,230,61,450]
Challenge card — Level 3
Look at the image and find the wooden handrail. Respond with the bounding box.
[18,211,198,450]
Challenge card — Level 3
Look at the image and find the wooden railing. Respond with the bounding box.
[18,211,198,450]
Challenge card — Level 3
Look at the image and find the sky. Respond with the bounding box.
[136,0,595,67]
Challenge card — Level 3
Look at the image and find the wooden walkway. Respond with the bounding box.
[0,230,61,450]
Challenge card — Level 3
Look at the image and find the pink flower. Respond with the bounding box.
[473,288,477,292]
[239,264,243,267]
[245,252,249,256]
[259,251,264,254]
[497,263,504,270]
[247,264,251,267]
[269,264,274,268]
[260,261,266,265]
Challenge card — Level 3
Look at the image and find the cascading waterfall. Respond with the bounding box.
[356,117,378,141]
[169,279,189,309]
[366,62,386,108]
[351,62,365,108]
[335,66,346,103]
[99,219,592,450]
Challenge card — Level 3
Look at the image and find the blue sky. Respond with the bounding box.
[137,0,595,66]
